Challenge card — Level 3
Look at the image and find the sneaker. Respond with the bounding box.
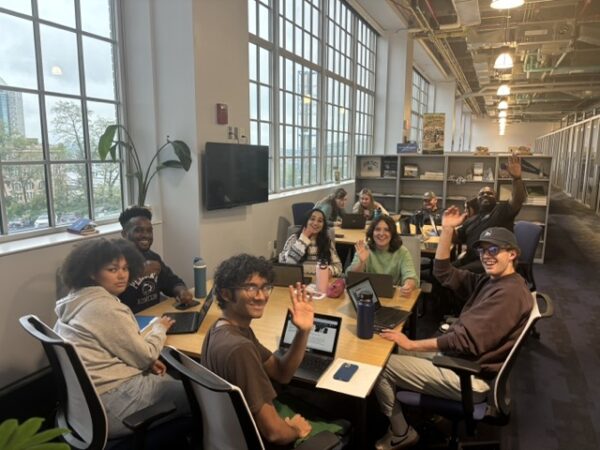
[375,426,419,450]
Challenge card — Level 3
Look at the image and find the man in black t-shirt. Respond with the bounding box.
[454,154,526,273]
[118,206,194,313]
[411,191,442,235]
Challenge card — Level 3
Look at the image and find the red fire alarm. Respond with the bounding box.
[216,103,228,125]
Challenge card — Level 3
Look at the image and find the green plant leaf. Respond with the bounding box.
[5,418,43,449]
[98,125,119,161]
[170,140,192,171]
[21,427,70,447]
[0,419,19,449]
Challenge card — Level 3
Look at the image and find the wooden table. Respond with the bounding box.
[140,285,421,364]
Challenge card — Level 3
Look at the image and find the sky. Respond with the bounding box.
[0,0,114,140]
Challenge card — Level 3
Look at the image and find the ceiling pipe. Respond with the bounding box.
[460,83,600,98]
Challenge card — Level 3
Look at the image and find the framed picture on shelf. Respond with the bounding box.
[382,157,398,177]
[422,113,445,154]
[403,164,419,178]
[359,157,381,178]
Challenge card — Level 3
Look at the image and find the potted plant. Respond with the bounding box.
[98,125,192,206]
[0,417,69,449]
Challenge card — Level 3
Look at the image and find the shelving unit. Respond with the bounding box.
[355,153,553,263]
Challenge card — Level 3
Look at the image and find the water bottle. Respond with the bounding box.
[373,207,382,221]
[193,257,207,298]
[357,292,374,339]
[315,259,330,294]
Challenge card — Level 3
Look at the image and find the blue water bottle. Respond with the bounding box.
[357,292,374,339]
[193,257,207,298]
[373,207,382,221]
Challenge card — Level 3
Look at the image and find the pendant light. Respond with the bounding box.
[491,0,524,9]
[498,100,509,110]
[494,49,513,70]
[498,110,508,118]
[497,84,511,96]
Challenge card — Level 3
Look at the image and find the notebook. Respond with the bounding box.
[346,278,411,332]
[274,312,342,384]
[346,271,396,298]
[165,287,215,334]
[272,263,312,287]
[340,213,366,230]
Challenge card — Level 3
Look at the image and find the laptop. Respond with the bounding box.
[346,271,396,298]
[274,312,342,383]
[346,278,411,331]
[165,287,215,334]
[272,263,312,287]
[340,213,366,230]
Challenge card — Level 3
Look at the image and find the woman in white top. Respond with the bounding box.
[279,208,343,277]
[352,188,389,219]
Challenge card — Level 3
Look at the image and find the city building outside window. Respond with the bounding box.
[248,0,377,192]
[0,0,122,238]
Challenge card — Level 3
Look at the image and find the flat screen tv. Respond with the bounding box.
[203,142,269,210]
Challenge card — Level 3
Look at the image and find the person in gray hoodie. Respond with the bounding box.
[54,238,190,438]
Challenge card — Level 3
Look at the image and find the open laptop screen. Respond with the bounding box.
[279,313,341,356]
[346,278,382,311]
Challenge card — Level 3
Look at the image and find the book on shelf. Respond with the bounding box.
[403,164,419,178]
[359,157,381,178]
[420,171,444,180]
[382,157,398,177]
[67,218,98,235]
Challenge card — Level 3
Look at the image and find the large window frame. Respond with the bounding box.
[0,0,124,240]
[248,0,377,193]
[410,69,430,147]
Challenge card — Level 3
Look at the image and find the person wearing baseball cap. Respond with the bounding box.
[411,191,442,236]
[373,207,532,450]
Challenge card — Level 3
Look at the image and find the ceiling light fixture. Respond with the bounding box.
[498,110,508,118]
[498,100,509,110]
[491,0,524,9]
[494,51,513,70]
[499,128,506,135]
[497,84,511,96]
[499,118,507,126]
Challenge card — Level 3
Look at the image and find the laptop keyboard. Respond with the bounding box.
[298,354,331,373]
[375,308,409,329]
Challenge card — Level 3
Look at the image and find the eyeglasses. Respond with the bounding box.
[476,245,506,257]
[234,284,273,297]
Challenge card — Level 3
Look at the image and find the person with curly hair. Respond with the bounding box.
[352,188,389,219]
[278,208,343,277]
[54,238,189,438]
[346,215,418,296]
[118,206,194,313]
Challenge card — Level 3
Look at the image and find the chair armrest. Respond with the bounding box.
[122,400,176,432]
[419,281,432,294]
[296,431,341,450]
[433,355,481,376]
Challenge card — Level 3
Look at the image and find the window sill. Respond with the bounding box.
[0,223,122,257]
[268,180,354,201]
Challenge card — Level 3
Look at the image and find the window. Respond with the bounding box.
[410,69,429,146]
[0,0,122,237]
[248,0,377,192]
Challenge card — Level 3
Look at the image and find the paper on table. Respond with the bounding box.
[316,357,383,398]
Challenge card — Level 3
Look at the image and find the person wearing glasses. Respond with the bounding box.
[372,208,532,449]
[201,254,343,446]
[453,154,526,273]
[411,191,442,236]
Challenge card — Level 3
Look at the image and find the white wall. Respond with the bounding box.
[433,81,456,153]
[471,118,557,152]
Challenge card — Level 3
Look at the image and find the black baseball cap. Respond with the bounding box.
[473,227,520,252]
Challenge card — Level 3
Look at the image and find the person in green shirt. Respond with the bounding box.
[346,215,418,296]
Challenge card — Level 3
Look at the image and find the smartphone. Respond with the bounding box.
[333,363,359,382]
[174,300,200,310]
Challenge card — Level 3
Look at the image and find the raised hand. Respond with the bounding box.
[442,206,467,228]
[354,240,370,263]
[288,282,314,332]
[507,154,522,179]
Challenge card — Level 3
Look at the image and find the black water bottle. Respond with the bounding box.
[357,292,374,339]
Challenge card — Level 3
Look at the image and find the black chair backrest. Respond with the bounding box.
[19,315,107,450]
[514,221,543,265]
[491,292,553,416]
[161,346,265,450]
[292,202,315,225]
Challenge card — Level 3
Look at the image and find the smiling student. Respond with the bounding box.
[372,208,532,449]
[53,238,189,438]
[279,208,343,277]
[346,215,418,296]
[118,206,194,313]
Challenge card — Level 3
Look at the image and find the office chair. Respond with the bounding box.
[395,292,553,449]
[292,202,315,225]
[161,346,349,450]
[19,315,188,450]
[514,221,543,291]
